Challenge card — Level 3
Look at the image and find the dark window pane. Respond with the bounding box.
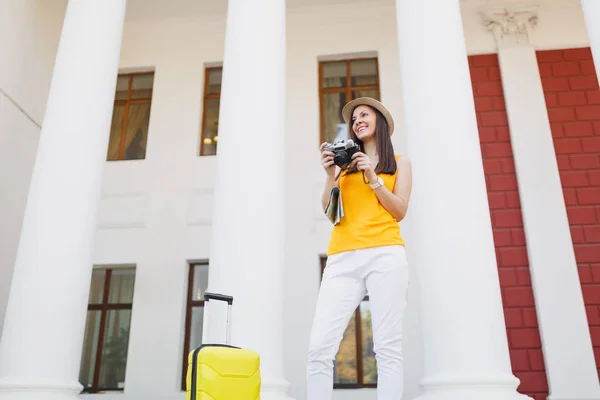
[360,301,377,385]
[108,269,136,304]
[189,306,205,351]
[322,61,346,88]
[352,89,379,101]
[79,311,102,391]
[123,103,151,160]
[115,76,129,101]
[351,59,378,87]
[202,98,220,156]
[334,312,358,384]
[206,68,222,95]
[192,264,209,301]
[107,104,125,161]
[98,310,132,390]
[322,92,347,144]
[130,74,153,100]
[88,270,105,304]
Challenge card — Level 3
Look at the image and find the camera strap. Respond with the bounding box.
[361,171,368,184]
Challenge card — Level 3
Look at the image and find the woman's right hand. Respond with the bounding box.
[320,142,335,177]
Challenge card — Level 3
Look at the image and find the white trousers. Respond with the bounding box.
[307,245,410,400]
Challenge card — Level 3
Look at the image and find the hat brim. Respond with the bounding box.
[342,97,394,136]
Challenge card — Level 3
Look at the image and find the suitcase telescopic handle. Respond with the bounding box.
[204,292,233,345]
[204,292,234,305]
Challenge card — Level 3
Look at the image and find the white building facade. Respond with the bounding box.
[1,0,600,399]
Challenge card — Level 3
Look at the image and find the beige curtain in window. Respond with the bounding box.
[323,77,343,143]
[107,106,125,160]
[106,103,151,159]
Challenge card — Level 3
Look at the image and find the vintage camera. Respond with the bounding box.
[324,139,361,169]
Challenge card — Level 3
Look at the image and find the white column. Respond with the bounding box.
[395,1,531,399]
[0,1,126,400]
[484,6,600,400]
[204,0,291,399]
[581,0,600,86]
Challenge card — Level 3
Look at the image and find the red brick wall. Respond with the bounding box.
[537,48,600,374]
[469,54,548,400]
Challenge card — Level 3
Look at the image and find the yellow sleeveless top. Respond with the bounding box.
[326,155,405,256]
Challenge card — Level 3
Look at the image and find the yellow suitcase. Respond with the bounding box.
[185,293,261,400]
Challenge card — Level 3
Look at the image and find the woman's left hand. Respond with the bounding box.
[351,152,377,183]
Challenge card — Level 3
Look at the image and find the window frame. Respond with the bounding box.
[319,256,376,389]
[318,57,381,145]
[81,267,135,394]
[181,261,209,390]
[199,66,222,156]
[108,71,154,161]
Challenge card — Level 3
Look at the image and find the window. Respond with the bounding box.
[199,67,222,156]
[319,57,380,144]
[181,261,209,389]
[79,267,136,393]
[320,256,377,388]
[107,72,154,161]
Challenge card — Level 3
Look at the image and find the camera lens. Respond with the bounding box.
[334,152,351,168]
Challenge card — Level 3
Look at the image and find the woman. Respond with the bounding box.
[307,97,412,400]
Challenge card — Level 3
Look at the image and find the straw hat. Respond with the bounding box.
[342,97,395,135]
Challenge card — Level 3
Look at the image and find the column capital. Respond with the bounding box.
[482,4,539,47]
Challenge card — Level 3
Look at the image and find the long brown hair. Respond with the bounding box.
[340,105,396,178]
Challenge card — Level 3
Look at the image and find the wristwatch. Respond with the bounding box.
[369,176,384,190]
